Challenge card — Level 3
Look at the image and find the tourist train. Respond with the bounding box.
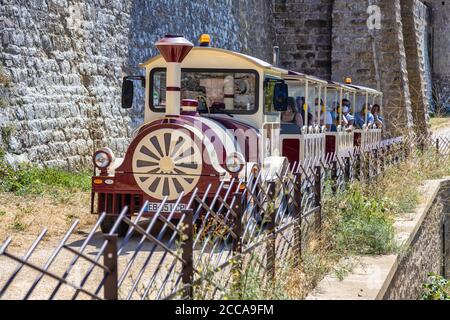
[91,34,383,234]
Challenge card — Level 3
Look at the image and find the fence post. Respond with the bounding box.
[181,209,194,299]
[394,143,400,164]
[266,181,277,282]
[232,192,243,298]
[364,152,370,181]
[386,145,392,167]
[103,234,118,300]
[344,157,351,183]
[420,140,425,153]
[436,138,440,155]
[293,172,303,266]
[331,160,338,194]
[314,166,322,230]
[373,148,379,178]
[231,192,243,296]
[380,146,385,173]
[404,141,410,160]
[355,153,361,181]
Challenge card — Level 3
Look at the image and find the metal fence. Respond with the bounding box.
[1,135,449,300]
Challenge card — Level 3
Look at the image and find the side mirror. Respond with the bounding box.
[122,79,134,109]
[121,76,145,109]
[273,82,288,112]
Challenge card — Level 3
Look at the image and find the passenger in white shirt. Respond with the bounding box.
[314,98,333,131]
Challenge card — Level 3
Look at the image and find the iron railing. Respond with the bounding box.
[1,135,449,300]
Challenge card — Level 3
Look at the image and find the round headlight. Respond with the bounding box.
[93,148,114,169]
[226,153,245,173]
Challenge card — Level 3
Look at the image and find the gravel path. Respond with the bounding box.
[1,225,233,300]
[434,125,450,138]
[0,230,181,300]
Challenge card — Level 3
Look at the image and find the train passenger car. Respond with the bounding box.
[324,82,357,157]
[280,72,328,164]
[91,35,292,234]
[347,84,383,149]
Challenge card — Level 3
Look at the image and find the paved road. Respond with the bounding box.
[434,125,450,138]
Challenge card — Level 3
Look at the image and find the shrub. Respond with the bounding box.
[0,149,90,195]
[328,184,396,256]
[422,273,450,300]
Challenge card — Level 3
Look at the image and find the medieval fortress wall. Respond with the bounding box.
[0,0,274,168]
[0,0,449,168]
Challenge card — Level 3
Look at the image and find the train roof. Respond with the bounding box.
[139,47,287,74]
[283,71,329,85]
[347,84,383,96]
[326,81,358,92]
[139,45,381,95]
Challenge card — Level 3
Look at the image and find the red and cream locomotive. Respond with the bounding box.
[91,34,383,234]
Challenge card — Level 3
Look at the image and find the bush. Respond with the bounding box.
[328,184,396,256]
[0,149,90,195]
[422,273,450,300]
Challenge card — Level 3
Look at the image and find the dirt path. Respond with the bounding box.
[0,228,184,300]
[434,126,450,138]
[1,217,233,300]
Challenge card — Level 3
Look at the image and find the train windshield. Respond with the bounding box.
[151,68,259,114]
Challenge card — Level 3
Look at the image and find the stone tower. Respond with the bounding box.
[273,0,334,79]
[401,0,432,135]
[430,1,450,101]
[332,0,415,136]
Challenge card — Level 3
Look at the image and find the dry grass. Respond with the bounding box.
[282,146,450,299]
[430,117,450,132]
[0,191,94,247]
[283,228,343,299]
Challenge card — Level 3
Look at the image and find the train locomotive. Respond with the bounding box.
[91,34,383,235]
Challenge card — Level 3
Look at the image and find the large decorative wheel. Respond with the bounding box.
[132,128,202,201]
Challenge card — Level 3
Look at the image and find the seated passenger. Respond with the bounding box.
[296,96,313,127]
[333,104,348,129]
[354,104,375,129]
[329,104,339,132]
[315,98,333,131]
[342,98,351,110]
[372,104,384,129]
[281,97,304,131]
[343,105,354,132]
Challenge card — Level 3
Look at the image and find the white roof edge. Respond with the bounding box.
[348,84,383,95]
[139,47,277,70]
[283,73,328,85]
[327,81,358,92]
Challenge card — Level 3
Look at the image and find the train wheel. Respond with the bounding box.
[100,215,130,237]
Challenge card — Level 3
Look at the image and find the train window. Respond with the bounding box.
[150,68,259,115]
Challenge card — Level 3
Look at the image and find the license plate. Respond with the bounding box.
[147,202,187,213]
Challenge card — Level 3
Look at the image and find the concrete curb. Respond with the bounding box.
[306,177,450,300]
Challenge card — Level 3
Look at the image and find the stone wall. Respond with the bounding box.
[445,207,450,278]
[332,0,378,87]
[332,0,415,136]
[383,183,449,300]
[400,0,431,135]
[126,0,275,128]
[0,0,274,168]
[0,0,446,167]
[429,0,450,111]
[273,0,333,79]
[1,0,134,168]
